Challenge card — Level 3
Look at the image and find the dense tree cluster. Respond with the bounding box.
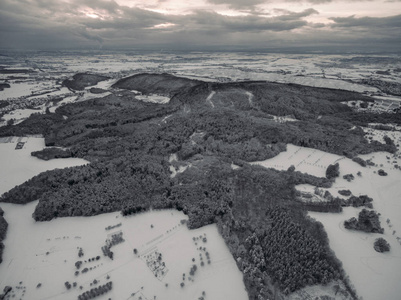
[342,195,373,208]
[326,163,340,180]
[301,199,342,213]
[77,281,112,300]
[0,208,7,264]
[0,84,11,92]
[378,169,388,176]
[112,73,201,97]
[1,73,394,299]
[374,238,390,253]
[343,173,354,182]
[102,232,125,260]
[352,157,367,167]
[31,147,72,160]
[338,190,352,196]
[62,73,110,91]
[344,209,383,233]
[0,286,12,299]
[217,204,347,299]
[262,207,341,293]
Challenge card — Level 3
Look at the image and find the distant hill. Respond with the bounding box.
[62,73,109,91]
[112,73,202,96]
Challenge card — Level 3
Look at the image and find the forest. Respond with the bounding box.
[1,73,399,299]
[0,207,7,264]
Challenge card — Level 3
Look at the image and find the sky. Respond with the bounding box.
[0,0,400,52]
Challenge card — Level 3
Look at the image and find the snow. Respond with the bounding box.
[169,165,189,178]
[231,163,241,170]
[244,91,253,106]
[0,82,41,100]
[289,280,353,300]
[271,115,298,123]
[309,208,401,300]
[115,89,171,104]
[0,137,88,195]
[2,50,401,299]
[0,138,248,300]
[161,114,172,124]
[168,153,192,178]
[362,125,401,146]
[0,80,66,101]
[168,153,178,163]
[206,91,216,108]
[295,184,328,203]
[1,107,46,126]
[2,52,401,102]
[253,143,401,300]
[135,94,170,104]
[373,95,401,103]
[84,78,118,90]
[49,96,79,113]
[0,204,248,300]
[77,91,112,102]
[251,144,343,178]
[27,87,72,100]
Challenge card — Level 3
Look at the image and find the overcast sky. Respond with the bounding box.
[0,0,400,52]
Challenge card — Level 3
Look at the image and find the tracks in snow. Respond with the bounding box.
[206,91,216,108]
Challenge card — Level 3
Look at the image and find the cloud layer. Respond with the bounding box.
[0,0,400,51]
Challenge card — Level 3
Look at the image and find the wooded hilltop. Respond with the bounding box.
[1,73,399,299]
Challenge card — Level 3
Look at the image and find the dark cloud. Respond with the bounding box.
[76,28,104,45]
[273,8,318,21]
[330,14,401,28]
[175,9,314,32]
[0,0,316,46]
[0,0,399,51]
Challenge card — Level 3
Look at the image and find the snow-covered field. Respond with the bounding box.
[1,107,46,126]
[309,208,401,300]
[0,139,248,300]
[1,52,400,104]
[135,93,170,104]
[252,142,401,300]
[363,125,401,146]
[251,144,343,178]
[0,137,88,195]
[1,52,400,131]
[1,51,401,299]
[0,203,248,300]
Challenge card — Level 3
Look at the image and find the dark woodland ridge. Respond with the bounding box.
[1,73,399,299]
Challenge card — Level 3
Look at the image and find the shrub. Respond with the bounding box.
[378,169,388,176]
[287,165,295,172]
[338,190,351,197]
[78,248,84,257]
[75,261,82,269]
[326,163,340,179]
[344,209,383,233]
[360,102,368,108]
[342,174,354,182]
[352,156,367,167]
[374,238,390,253]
